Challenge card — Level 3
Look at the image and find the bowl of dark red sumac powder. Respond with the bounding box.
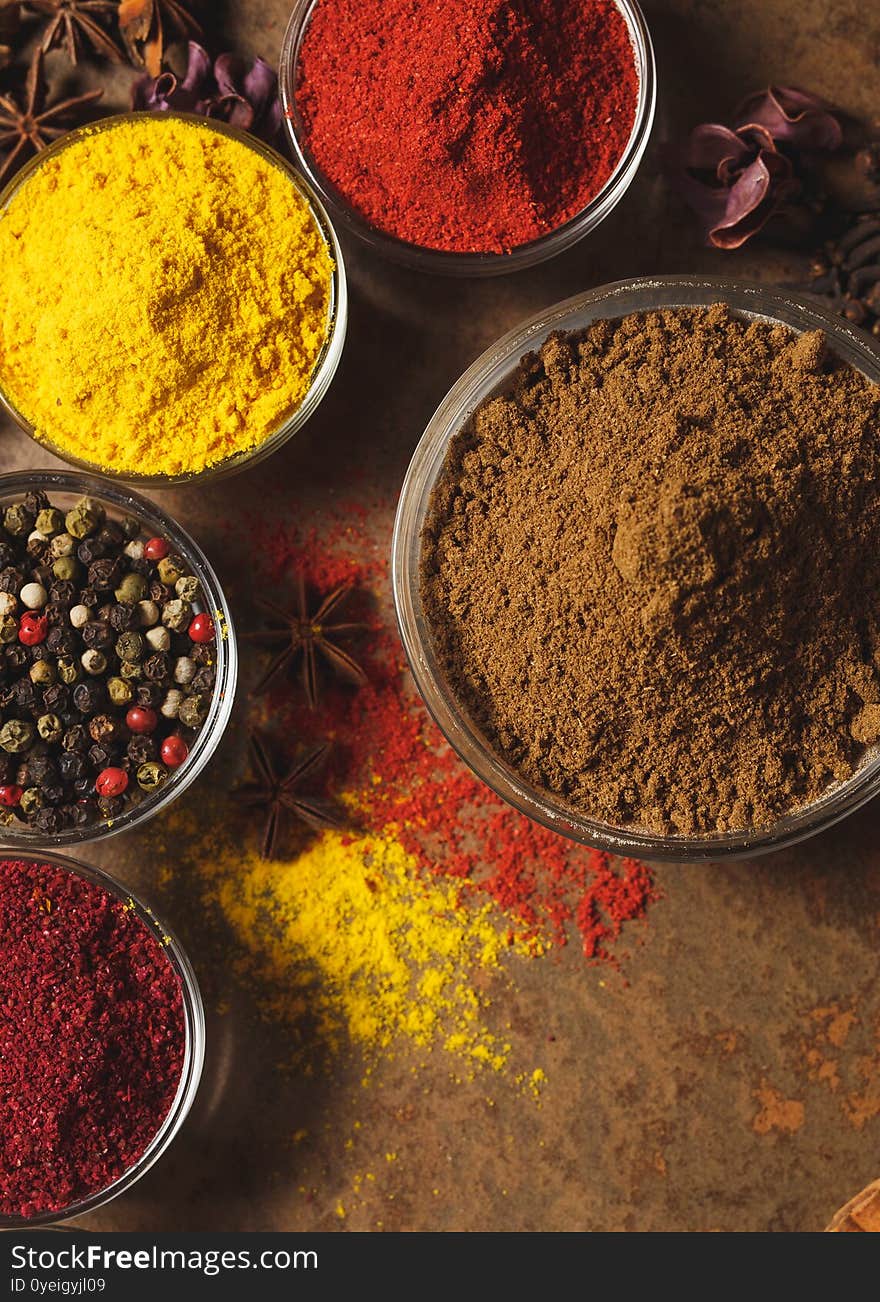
[394,277,880,860]
[0,853,203,1224]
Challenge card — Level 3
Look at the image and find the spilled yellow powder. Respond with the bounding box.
[0,116,334,477]
[196,828,521,1072]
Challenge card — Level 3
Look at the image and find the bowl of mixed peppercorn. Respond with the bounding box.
[0,472,236,843]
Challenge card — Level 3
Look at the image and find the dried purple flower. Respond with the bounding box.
[669,86,842,250]
[131,40,282,147]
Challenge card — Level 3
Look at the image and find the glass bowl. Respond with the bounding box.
[392,275,880,862]
[0,470,237,847]
[0,849,205,1228]
[279,0,656,277]
[0,112,347,488]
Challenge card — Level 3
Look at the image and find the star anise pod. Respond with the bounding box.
[23,1,124,64]
[117,0,201,77]
[243,574,368,708]
[0,46,103,185]
[237,729,345,860]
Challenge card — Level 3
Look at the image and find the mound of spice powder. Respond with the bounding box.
[0,859,185,1218]
[422,305,880,835]
[0,116,333,478]
[296,0,639,254]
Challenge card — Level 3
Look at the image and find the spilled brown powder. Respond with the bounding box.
[421,305,880,835]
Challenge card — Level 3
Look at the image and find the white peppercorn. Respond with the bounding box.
[160,688,183,719]
[145,625,170,652]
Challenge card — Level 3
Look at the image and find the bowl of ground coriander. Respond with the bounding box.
[394,276,880,860]
[0,112,346,484]
[280,0,656,275]
[0,471,236,845]
[0,851,204,1225]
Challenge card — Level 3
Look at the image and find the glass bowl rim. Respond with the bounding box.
[0,469,237,848]
[0,110,348,488]
[0,847,205,1228]
[392,273,880,862]
[279,0,657,278]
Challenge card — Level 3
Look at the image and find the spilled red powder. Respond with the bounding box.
[252,514,657,964]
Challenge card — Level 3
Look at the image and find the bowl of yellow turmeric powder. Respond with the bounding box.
[0,113,346,484]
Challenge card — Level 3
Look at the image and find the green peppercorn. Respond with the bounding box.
[53,555,80,582]
[37,713,63,743]
[120,659,144,681]
[137,761,168,793]
[178,693,209,728]
[65,497,104,539]
[19,787,43,814]
[0,614,17,644]
[121,516,141,540]
[107,676,133,706]
[115,630,144,662]
[35,507,65,537]
[115,573,148,604]
[175,575,200,603]
[0,720,35,752]
[57,656,80,685]
[29,660,56,686]
[157,555,186,586]
[3,504,31,536]
[161,599,192,632]
[49,533,75,559]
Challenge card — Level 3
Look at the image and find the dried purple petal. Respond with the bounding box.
[131,40,282,147]
[734,86,843,152]
[668,85,841,250]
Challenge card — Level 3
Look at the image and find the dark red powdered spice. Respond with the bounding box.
[0,860,185,1219]
[250,513,657,964]
[296,0,640,254]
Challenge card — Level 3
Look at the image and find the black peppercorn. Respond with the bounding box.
[58,752,88,783]
[81,620,114,651]
[46,626,78,656]
[127,735,157,766]
[97,795,125,819]
[136,682,164,709]
[191,666,216,693]
[5,645,28,672]
[76,538,107,566]
[143,652,171,681]
[0,566,25,593]
[27,754,57,784]
[109,602,136,631]
[23,491,49,515]
[48,580,77,607]
[88,558,125,592]
[73,681,106,714]
[88,743,118,770]
[42,683,70,714]
[34,807,64,834]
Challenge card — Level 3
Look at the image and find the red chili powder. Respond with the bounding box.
[296,0,640,254]
[0,860,185,1219]
[252,516,657,963]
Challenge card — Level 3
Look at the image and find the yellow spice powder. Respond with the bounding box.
[0,116,334,477]
[192,827,519,1073]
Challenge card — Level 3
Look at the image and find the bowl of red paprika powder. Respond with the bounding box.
[280,0,656,275]
[0,852,204,1226]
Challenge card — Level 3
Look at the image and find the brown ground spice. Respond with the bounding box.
[421,305,880,835]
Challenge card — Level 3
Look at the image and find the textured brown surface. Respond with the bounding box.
[2,0,880,1234]
[421,309,880,834]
